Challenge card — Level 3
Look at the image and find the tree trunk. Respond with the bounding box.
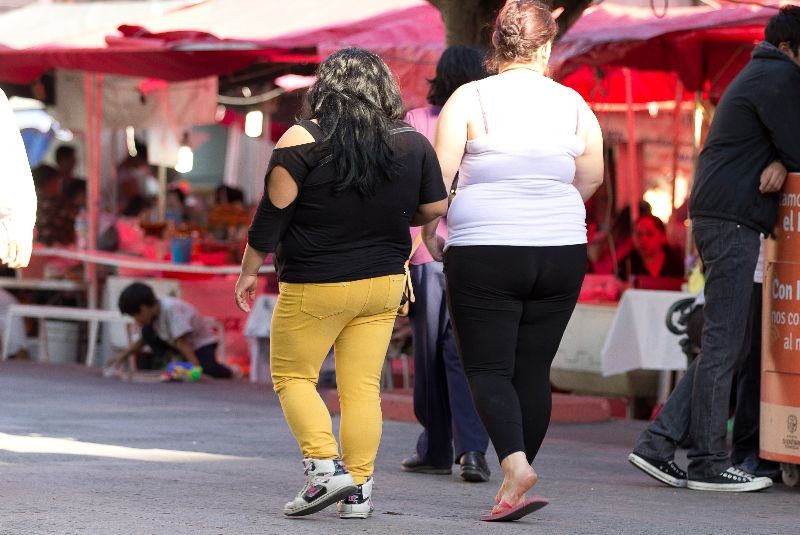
[428,0,594,48]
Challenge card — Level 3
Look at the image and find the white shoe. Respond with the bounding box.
[283,458,357,517]
[337,477,374,519]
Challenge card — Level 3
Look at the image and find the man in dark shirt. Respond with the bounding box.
[629,5,800,492]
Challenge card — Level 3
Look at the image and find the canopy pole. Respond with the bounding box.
[83,72,102,310]
[670,79,684,212]
[624,68,639,221]
[686,91,705,266]
[157,166,167,222]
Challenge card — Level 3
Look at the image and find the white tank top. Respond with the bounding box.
[446,73,589,249]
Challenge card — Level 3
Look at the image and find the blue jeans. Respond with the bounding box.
[409,262,489,466]
[635,217,760,479]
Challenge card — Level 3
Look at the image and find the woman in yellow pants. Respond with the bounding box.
[235,47,448,519]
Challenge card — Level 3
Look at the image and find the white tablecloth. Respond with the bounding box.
[600,289,694,376]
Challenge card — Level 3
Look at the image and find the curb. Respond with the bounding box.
[323,389,613,424]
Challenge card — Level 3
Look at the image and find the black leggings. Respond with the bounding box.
[444,245,586,464]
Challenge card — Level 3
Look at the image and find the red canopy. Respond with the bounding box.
[552,3,780,94]
[561,65,689,104]
[0,2,432,85]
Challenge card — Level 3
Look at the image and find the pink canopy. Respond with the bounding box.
[0,2,434,85]
[552,3,780,96]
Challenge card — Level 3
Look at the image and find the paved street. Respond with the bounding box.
[0,361,796,535]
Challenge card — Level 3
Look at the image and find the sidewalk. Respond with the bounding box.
[1,361,796,535]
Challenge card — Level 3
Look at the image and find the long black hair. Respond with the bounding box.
[427,46,488,106]
[305,47,404,196]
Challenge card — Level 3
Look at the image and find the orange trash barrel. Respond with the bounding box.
[762,172,800,487]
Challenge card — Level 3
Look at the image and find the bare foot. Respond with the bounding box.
[495,476,509,504]
[492,453,538,514]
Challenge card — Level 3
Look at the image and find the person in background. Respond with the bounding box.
[234,47,447,520]
[1,88,37,269]
[111,282,235,379]
[423,0,603,521]
[164,186,188,224]
[32,164,74,246]
[629,5,800,492]
[616,213,684,281]
[54,145,82,194]
[214,185,245,206]
[115,196,152,256]
[400,45,491,483]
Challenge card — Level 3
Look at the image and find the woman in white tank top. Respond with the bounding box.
[421,0,604,523]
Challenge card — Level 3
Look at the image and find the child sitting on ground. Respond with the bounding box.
[107,282,236,380]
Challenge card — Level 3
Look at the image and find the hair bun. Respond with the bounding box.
[487,0,557,71]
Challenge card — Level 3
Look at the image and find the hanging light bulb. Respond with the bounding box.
[245,110,264,138]
[175,132,193,173]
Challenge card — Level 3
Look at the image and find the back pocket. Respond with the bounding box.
[384,274,407,311]
[300,282,350,319]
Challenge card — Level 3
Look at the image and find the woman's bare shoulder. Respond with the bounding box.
[275,124,317,150]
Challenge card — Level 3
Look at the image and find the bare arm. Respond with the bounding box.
[106,338,144,368]
[411,199,448,226]
[574,103,604,202]
[433,84,472,193]
[174,336,201,367]
[237,125,311,312]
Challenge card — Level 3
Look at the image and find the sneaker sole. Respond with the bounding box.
[338,509,373,519]
[687,479,773,492]
[284,485,358,517]
[628,453,687,488]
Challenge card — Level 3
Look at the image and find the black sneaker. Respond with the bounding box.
[628,452,688,488]
[400,453,452,475]
[687,466,773,492]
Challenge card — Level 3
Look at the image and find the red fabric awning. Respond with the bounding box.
[560,65,689,104]
[0,47,289,84]
[552,3,781,93]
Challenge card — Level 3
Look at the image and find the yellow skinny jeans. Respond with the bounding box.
[270,274,405,484]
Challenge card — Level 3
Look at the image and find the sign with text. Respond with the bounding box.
[762,172,800,464]
[768,173,800,262]
[763,261,800,375]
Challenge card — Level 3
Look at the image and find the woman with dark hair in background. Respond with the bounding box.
[400,45,492,483]
[616,213,684,281]
[235,47,448,519]
[423,0,604,521]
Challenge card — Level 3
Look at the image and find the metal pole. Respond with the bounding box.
[157,166,167,222]
[83,73,102,309]
[670,79,684,211]
[624,68,639,221]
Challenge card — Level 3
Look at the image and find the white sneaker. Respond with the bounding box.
[283,458,357,517]
[337,477,374,519]
[687,466,773,492]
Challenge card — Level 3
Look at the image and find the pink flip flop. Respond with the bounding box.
[480,496,549,522]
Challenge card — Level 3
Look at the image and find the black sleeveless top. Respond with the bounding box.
[247,120,446,283]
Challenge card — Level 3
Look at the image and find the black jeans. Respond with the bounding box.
[732,283,762,465]
[141,325,232,379]
[635,217,760,478]
[444,245,586,464]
